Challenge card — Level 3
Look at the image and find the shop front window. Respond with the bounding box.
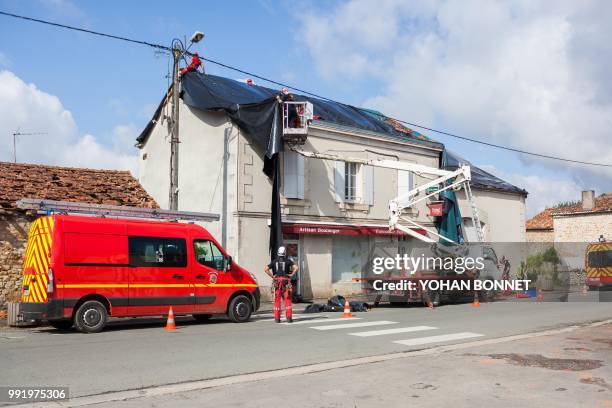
[332,235,370,283]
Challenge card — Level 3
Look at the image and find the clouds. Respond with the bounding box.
[0,70,138,174]
[297,0,612,209]
[478,165,582,217]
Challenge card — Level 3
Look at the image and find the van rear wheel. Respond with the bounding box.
[74,300,108,333]
[228,295,252,323]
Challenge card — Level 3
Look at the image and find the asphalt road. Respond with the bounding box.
[0,295,610,402]
[94,322,612,408]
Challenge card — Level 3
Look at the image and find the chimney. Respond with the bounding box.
[582,190,595,211]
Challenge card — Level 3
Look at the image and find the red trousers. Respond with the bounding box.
[273,277,292,321]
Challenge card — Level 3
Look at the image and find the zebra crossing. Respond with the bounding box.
[253,313,485,347]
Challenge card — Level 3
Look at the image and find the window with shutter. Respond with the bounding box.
[345,162,359,201]
[397,169,414,206]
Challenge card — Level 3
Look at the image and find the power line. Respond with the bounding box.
[2,10,611,168]
[0,10,169,51]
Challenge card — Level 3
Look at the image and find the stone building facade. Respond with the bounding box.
[526,191,612,269]
[526,191,612,243]
[0,162,157,309]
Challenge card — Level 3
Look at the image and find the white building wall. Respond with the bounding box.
[457,189,526,242]
[239,125,441,225]
[138,101,238,255]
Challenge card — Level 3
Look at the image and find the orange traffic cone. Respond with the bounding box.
[342,300,353,318]
[165,306,176,331]
[472,292,480,308]
[537,289,544,302]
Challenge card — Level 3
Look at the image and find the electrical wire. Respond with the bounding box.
[2,9,611,168]
[0,10,170,51]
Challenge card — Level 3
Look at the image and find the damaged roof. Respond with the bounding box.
[137,73,526,196]
[0,162,158,211]
[136,73,442,150]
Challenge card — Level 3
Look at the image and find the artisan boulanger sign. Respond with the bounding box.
[282,223,426,236]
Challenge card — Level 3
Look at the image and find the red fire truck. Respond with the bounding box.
[18,200,259,333]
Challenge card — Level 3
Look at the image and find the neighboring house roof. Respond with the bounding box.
[444,151,528,196]
[0,162,158,211]
[137,73,526,196]
[526,193,612,230]
[552,193,612,217]
[526,208,554,230]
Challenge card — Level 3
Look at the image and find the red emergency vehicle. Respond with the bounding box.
[19,214,260,333]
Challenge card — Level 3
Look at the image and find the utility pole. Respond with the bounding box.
[167,31,204,211]
[168,45,181,210]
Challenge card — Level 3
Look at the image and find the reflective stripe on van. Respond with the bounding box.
[20,217,54,303]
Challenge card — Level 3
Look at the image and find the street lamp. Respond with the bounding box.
[190,31,204,44]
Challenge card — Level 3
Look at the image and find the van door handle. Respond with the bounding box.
[172,274,184,280]
[196,274,206,279]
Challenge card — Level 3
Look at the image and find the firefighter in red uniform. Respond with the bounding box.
[264,246,298,323]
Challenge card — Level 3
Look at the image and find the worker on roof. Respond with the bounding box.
[264,246,298,323]
[276,88,301,128]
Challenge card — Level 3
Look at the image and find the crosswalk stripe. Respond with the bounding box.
[310,321,397,331]
[348,326,437,337]
[281,317,361,325]
[393,332,484,346]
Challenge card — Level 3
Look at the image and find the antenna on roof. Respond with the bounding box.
[12,129,47,163]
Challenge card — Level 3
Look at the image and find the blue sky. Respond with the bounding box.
[1,0,611,217]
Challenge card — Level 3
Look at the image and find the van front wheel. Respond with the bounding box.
[74,300,108,333]
[228,295,252,323]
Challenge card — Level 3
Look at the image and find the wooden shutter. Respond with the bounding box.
[334,161,345,202]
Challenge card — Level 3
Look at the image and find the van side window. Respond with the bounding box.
[194,240,225,270]
[129,237,187,268]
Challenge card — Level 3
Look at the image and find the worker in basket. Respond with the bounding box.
[264,246,298,323]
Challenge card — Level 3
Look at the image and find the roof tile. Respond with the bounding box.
[0,162,157,210]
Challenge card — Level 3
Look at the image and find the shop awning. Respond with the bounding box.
[282,222,425,237]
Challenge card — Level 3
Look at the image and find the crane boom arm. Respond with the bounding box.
[290,147,479,245]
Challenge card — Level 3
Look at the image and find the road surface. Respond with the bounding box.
[0,295,610,406]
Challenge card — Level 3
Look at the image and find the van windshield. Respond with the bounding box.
[194,240,225,270]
